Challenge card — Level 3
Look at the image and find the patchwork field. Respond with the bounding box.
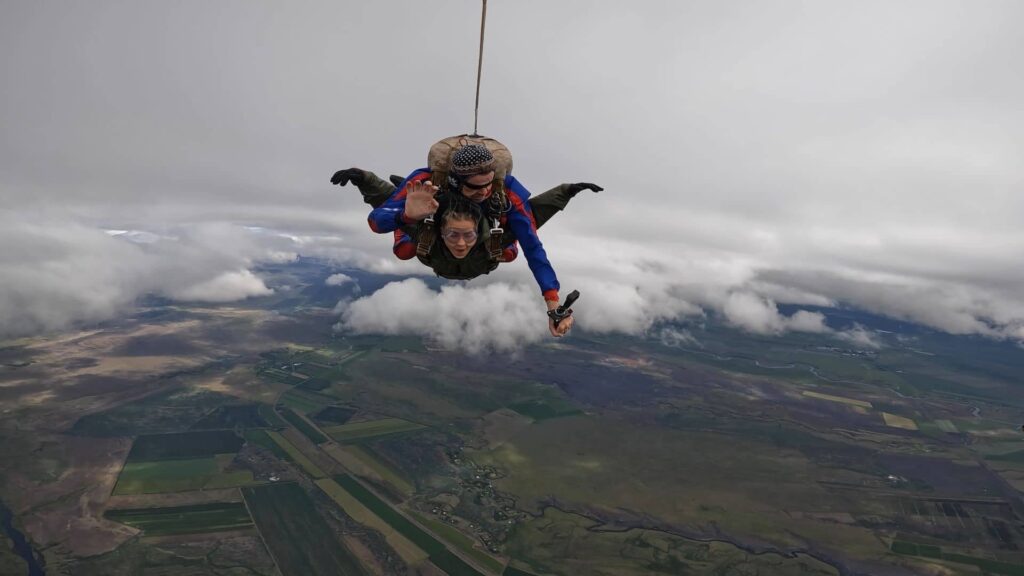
[104,503,253,536]
[242,482,367,576]
[9,262,1024,576]
[126,430,245,462]
[334,474,493,576]
[113,456,258,495]
[324,418,427,443]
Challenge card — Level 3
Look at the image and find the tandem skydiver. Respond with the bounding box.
[331,143,601,337]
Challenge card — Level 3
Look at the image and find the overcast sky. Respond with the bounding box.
[2,1,1022,349]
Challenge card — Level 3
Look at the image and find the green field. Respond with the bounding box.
[242,482,367,576]
[891,541,1024,575]
[324,418,427,443]
[189,404,270,430]
[315,478,428,564]
[113,457,258,494]
[266,430,326,478]
[346,445,415,495]
[259,403,288,428]
[71,389,241,437]
[986,449,1024,463]
[243,429,293,461]
[104,502,252,536]
[126,430,244,462]
[507,399,582,421]
[259,367,307,386]
[334,474,487,576]
[279,406,329,444]
[410,511,505,573]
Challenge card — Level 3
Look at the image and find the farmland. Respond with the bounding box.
[278,406,329,444]
[113,456,258,495]
[8,260,1024,575]
[324,418,427,443]
[242,482,367,576]
[335,474,492,576]
[104,503,252,536]
[126,430,244,462]
[265,430,326,478]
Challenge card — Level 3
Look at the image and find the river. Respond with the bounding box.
[0,500,44,576]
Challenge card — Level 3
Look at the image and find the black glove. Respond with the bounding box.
[389,174,405,187]
[331,168,366,187]
[566,182,604,197]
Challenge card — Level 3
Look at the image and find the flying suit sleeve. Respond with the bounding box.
[367,168,432,233]
[503,175,560,302]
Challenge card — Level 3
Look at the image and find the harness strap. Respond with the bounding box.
[416,217,435,258]
[488,217,504,262]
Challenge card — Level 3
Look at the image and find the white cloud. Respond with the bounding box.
[336,279,546,354]
[325,273,355,287]
[835,324,883,349]
[168,270,272,303]
[3,1,1024,347]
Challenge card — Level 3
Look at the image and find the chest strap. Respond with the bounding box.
[416,216,435,258]
[488,217,505,262]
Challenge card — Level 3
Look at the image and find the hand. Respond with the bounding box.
[546,298,574,337]
[566,182,603,196]
[403,180,440,221]
[331,168,365,186]
[548,314,574,337]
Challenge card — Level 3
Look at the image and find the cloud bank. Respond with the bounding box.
[2,1,1024,351]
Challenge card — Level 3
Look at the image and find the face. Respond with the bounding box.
[460,171,495,203]
[441,217,478,260]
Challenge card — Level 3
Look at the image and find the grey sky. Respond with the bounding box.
[2,1,1022,346]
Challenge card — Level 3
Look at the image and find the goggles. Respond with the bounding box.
[460,179,493,191]
[441,229,479,243]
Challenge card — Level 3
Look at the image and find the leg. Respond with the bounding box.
[528,184,575,229]
[357,171,398,208]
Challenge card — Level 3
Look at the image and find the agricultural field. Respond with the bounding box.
[324,418,427,443]
[112,430,259,494]
[10,260,1024,575]
[242,482,367,576]
[265,430,326,478]
[325,444,415,496]
[189,404,271,430]
[280,388,338,414]
[71,389,243,436]
[126,430,244,462]
[243,429,293,460]
[314,478,428,565]
[506,398,582,421]
[335,474,492,576]
[113,455,258,495]
[278,406,329,444]
[103,502,253,536]
[313,405,358,425]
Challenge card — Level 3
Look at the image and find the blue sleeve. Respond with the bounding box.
[504,175,560,300]
[367,168,431,233]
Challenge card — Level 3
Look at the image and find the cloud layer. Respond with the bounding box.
[2,1,1023,349]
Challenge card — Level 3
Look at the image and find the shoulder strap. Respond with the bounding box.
[416,216,435,259]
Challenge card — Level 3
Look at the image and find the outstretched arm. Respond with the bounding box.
[503,176,562,305]
[366,169,435,233]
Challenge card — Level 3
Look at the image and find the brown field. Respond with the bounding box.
[882,412,919,430]
[106,487,244,510]
[4,435,135,558]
